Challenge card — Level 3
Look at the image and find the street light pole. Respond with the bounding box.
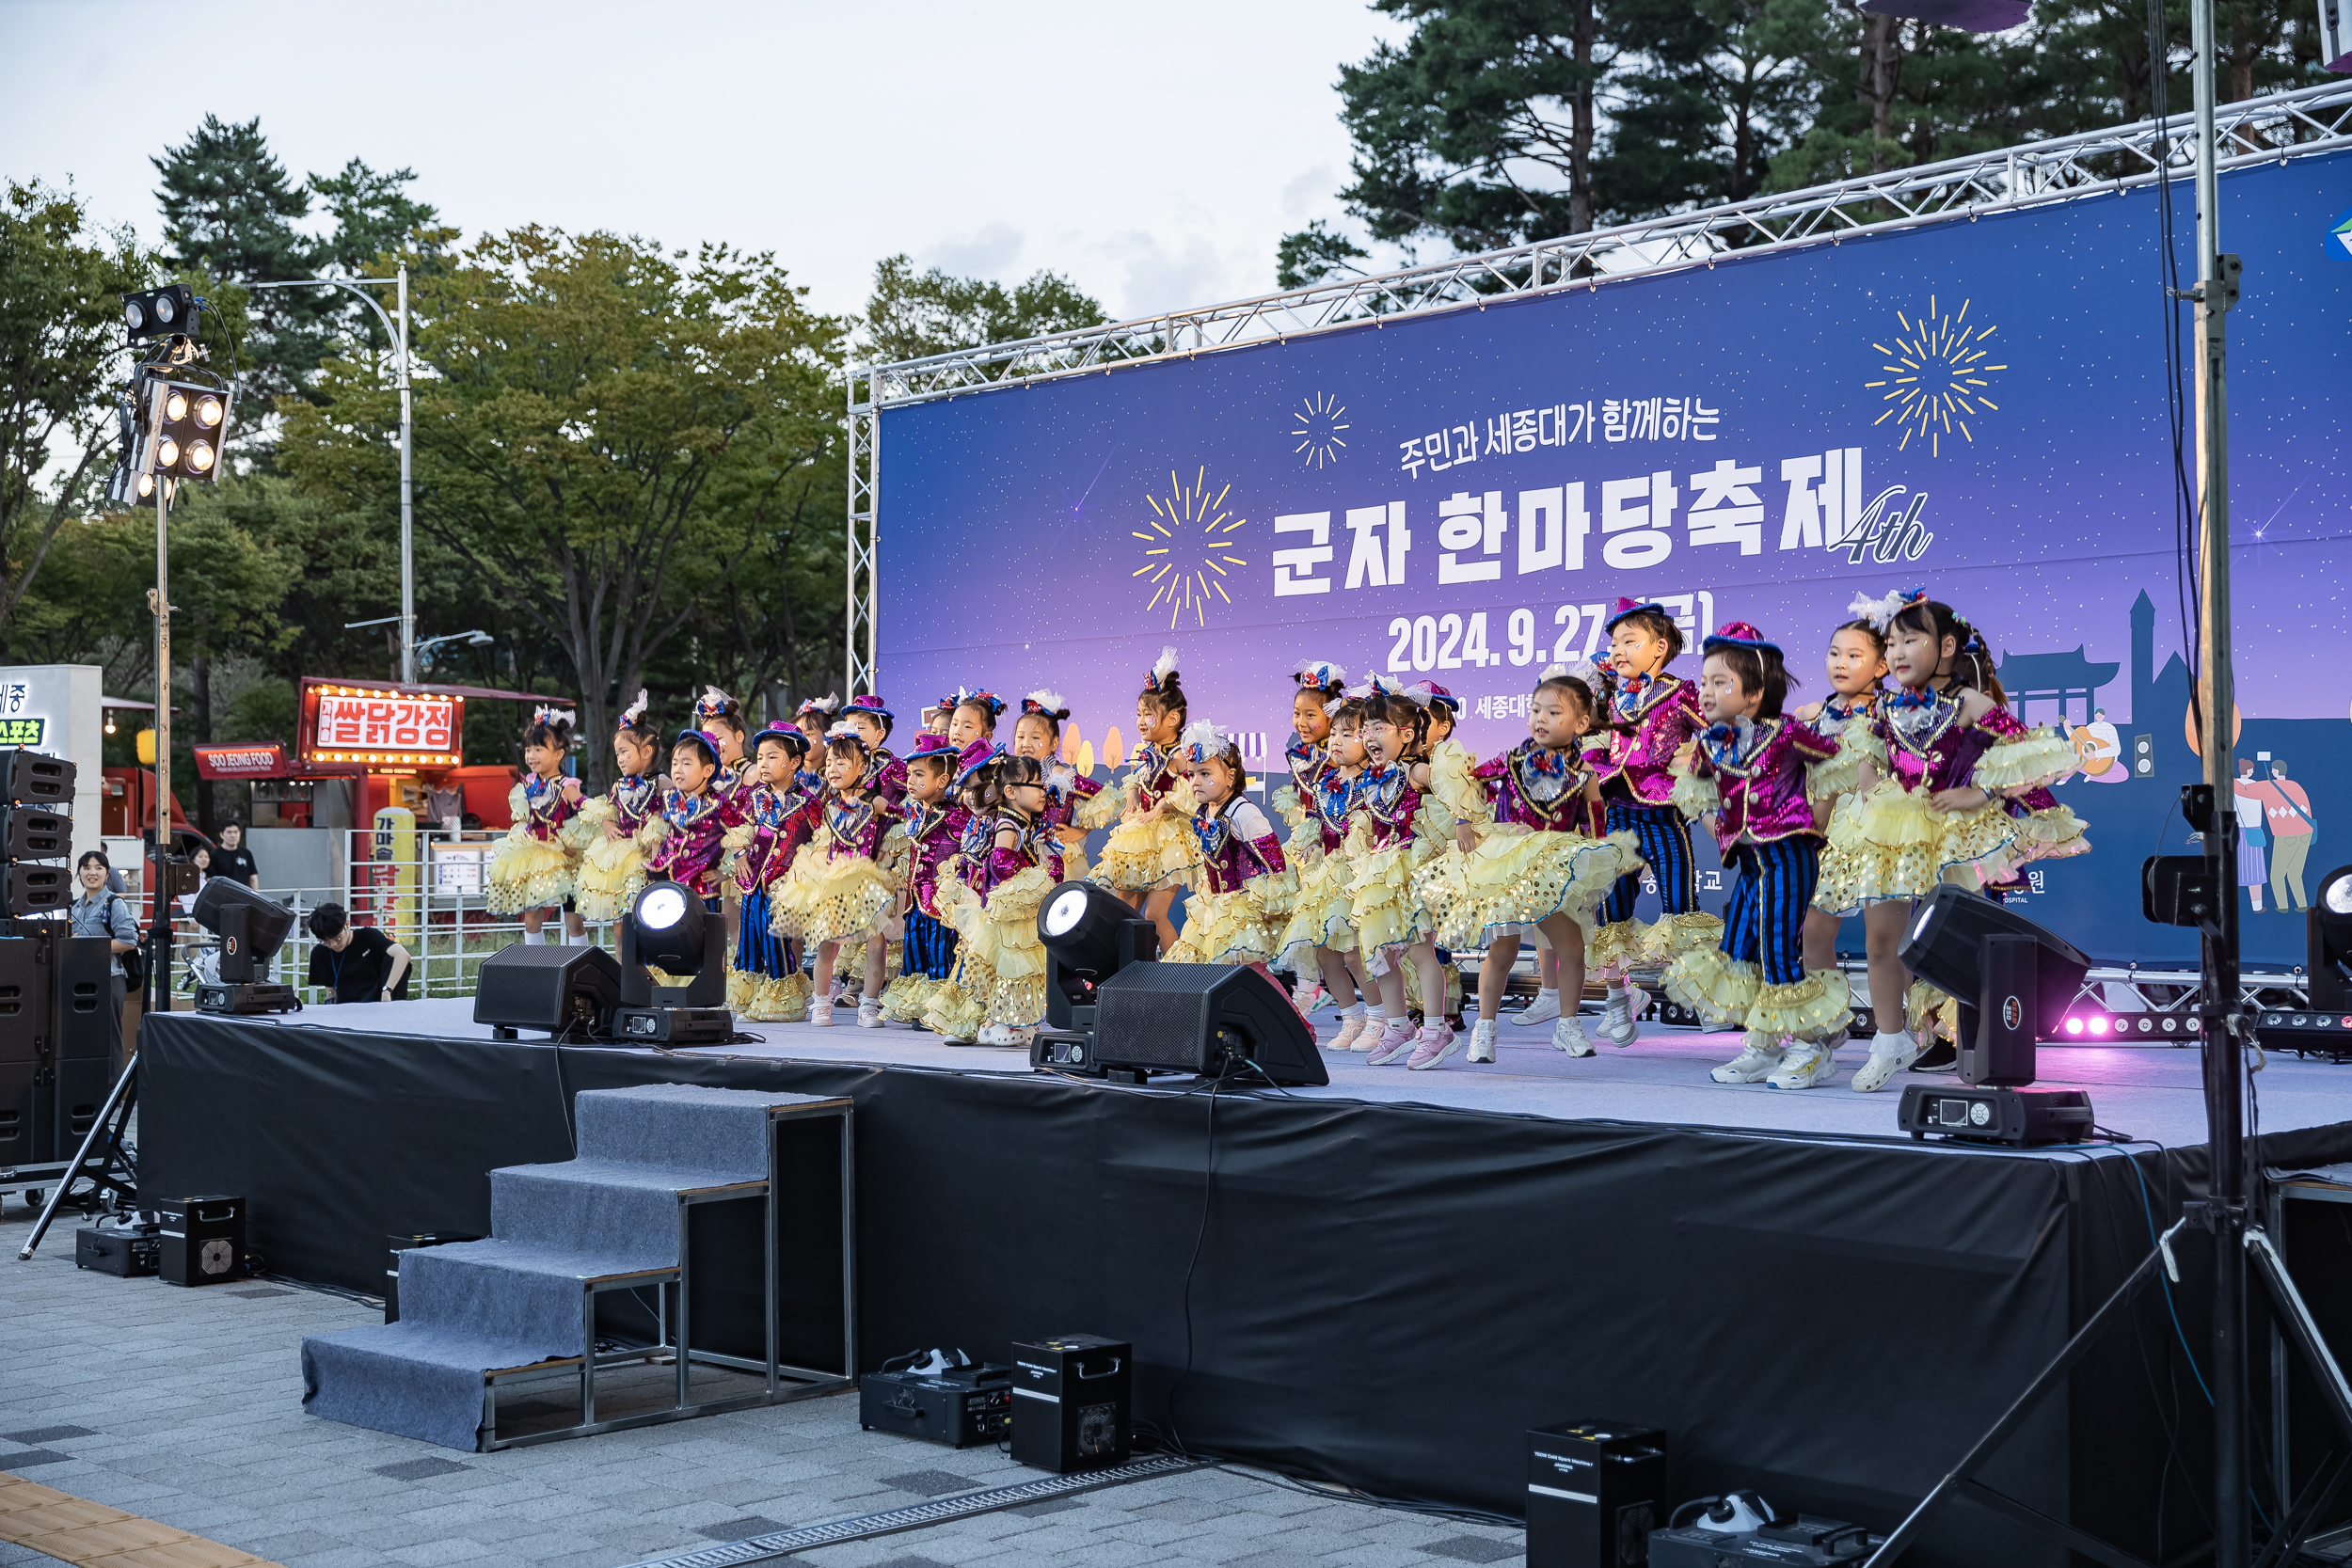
[247,273,415,682]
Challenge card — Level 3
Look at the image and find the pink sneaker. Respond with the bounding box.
[1325,1010,1370,1052]
[1365,1019,1417,1066]
[1406,1023,1461,1071]
[810,998,834,1027]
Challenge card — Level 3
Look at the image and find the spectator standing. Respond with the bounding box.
[212,822,262,890]
[2241,759,2316,912]
[69,850,139,1074]
[305,902,413,1004]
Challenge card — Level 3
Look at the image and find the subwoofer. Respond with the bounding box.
[1089,961,1327,1085]
[52,936,114,1061]
[472,942,622,1039]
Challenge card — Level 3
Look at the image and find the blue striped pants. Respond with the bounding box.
[733,887,792,979]
[904,910,958,980]
[1719,837,1822,986]
[1601,800,1700,927]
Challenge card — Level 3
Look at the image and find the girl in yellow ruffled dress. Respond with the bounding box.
[1014,691,1110,882]
[575,693,667,926]
[1166,721,1297,982]
[1418,667,1643,1063]
[1789,617,1889,983]
[1343,679,1459,1070]
[1661,624,1853,1090]
[723,725,818,1022]
[486,707,589,942]
[925,750,1064,1047]
[1274,682,1374,1047]
[1091,647,1199,955]
[1816,590,2088,1091]
[768,726,901,1028]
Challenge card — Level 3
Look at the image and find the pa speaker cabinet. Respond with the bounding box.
[155,1195,246,1287]
[473,942,622,1038]
[4,863,70,917]
[1009,1335,1131,1472]
[45,1057,112,1163]
[0,1061,34,1166]
[0,749,73,807]
[0,937,49,1064]
[0,805,69,861]
[1527,1420,1667,1568]
[1091,962,1327,1085]
[52,936,114,1060]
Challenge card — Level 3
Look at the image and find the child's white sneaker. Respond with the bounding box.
[1510,989,1561,1026]
[1600,983,1643,1047]
[1553,1016,1595,1056]
[1710,1032,1785,1084]
[857,997,884,1029]
[1767,1039,1837,1090]
[1468,1019,1499,1063]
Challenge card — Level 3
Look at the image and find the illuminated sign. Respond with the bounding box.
[0,717,44,747]
[300,682,465,768]
[193,743,286,779]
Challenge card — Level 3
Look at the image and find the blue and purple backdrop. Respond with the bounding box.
[878,153,2352,965]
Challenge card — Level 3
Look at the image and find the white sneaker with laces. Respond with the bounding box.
[1851,1031,1926,1092]
[1710,1033,1785,1084]
[1599,983,1643,1047]
[1553,1016,1596,1056]
[1468,1020,1499,1063]
[1365,1019,1417,1066]
[1509,990,1562,1026]
[1767,1039,1838,1090]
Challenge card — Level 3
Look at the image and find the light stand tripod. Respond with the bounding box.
[16,1059,138,1261]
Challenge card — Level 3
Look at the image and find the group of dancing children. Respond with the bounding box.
[477,584,2086,1087]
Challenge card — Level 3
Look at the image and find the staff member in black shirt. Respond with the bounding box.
[212,822,262,890]
[305,902,412,1003]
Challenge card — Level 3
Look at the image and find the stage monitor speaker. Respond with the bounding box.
[473,942,622,1039]
[1090,961,1327,1085]
[0,749,73,807]
[53,935,114,1060]
[0,806,69,862]
[4,863,70,917]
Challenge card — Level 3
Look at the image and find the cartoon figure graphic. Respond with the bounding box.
[2073,706,2127,784]
[2238,755,2317,911]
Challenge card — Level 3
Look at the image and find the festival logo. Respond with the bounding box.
[1292,391,1349,470]
[1867,295,2006,456]
[1134,467,1249,629]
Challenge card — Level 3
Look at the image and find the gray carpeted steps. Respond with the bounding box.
[300,1083,793,1449]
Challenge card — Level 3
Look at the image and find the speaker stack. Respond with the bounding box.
[0,747,73,924]
[0,749,106,1170]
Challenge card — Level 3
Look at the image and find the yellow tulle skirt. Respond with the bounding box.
[1663,950,1851,1041]
[879,972,951,1025]
[574,822,653,924]
[1415,824,1645,949]
[1343,828,1435,954]
[1589,909,1725,974]
[1815,781,2033,912]
[1094,803,1200,892]
[1275,851,1357,968]
[485,833,577,914]
[733,970,811,1023]
[769,846,897,948]
[1168,882,1286,967]
[1907,977,1962,1043]
[940,865,1056,1027]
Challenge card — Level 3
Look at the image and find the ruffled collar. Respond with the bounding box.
[1821,692,1877,724]
[1699,716,1772,773]
[1613,670,1677,722]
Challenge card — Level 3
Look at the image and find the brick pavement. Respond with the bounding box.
[0,1207,1519,1568]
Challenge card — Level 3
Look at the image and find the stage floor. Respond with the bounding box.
[290,996,2340,1149]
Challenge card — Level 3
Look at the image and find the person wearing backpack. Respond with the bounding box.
[70,850,141,1075]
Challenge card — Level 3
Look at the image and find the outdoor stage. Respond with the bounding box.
[138,1000,2352,1567]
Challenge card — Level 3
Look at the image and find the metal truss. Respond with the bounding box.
[842,80,2352,685]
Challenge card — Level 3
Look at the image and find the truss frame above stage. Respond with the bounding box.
[842,79,2352,692]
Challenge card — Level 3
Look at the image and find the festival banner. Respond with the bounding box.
[878,152,2352,964]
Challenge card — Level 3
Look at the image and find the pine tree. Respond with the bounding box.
[152,115,326,404]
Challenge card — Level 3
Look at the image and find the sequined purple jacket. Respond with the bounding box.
[1597,673,1704,806]
[1874,693,2028,795]
[902,800,972,920]
[1687,717,1839,850]
[1349,764,1422,851]
[732,783,818,893]
[1473,742,1606,836]
[646,787,742,897]
[1192,799,1287,895]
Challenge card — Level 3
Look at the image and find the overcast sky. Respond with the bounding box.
[1,0,1406,337]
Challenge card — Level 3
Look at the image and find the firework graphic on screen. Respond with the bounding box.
[1868,295,2007,455]
[1134,467,1248,629]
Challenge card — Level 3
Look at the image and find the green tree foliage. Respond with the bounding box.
[0,180,148,640]
[1288,0,2322,273]
[280,229,848,784]
[862,254,1109,364]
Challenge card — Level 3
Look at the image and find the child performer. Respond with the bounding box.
[794,693,841,752]
[1588,599,1720,1046]
[1790,613,1890,984]
[929,749,1064,1046]
[1093,646,1199,954]
[1411,682,1470,1030]
[771,725,900,1027]
[841,695,908,809]
[878,734,968,1024]
[486,706,588,942]
[1662,625,1851,1089]
[1343,678,1455,1069]
[644,726,739,910]
[920,693,958,738]
[1276,687,1373,1049]
[946,689,1005,752]
[1271,660,1351,1013]
[697,688,751,794]
[1015,691,1108,881]
[575,692,666,926]
[1167,721,1295,985]
[1420,668,1639,1061]
[724,723,818,1022]
[1817,589,2087,1090]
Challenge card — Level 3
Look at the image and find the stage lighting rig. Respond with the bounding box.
[1037,879,1159,1033]
[121,284,197,342]
[614,879,732,1044]
[189,879,300,1014]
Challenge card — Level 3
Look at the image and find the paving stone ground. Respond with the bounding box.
[0,1205,1521,1568]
